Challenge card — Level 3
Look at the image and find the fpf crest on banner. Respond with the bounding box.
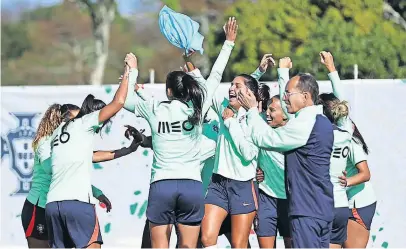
[1,113,39,195]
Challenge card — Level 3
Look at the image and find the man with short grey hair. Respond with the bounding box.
[238,73,334,248]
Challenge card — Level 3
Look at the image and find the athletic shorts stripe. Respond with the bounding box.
[88,206,100,245]
[351,208,367,229]
[349,202,376,230]
[251,181,259,210]
[25,205,36,237]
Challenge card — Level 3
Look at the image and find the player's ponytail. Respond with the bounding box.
[62,94,109,134]
[32,104,62,150]
[166,71,205,126]
[331,100,349,123]
[60,104,80,121]
[352,121,369,154]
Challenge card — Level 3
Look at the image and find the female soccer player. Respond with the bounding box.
[254,57,293,249]
[318,92,352,248]
[45,57,132,248]
[22,102,139,248]
[123,18,238,249]
[319,51,370,248]
[319,52,376,247]
[200,54,274,248]
[21,104,113,248]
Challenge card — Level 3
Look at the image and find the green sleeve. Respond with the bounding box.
[250,67,265,81]
[277,68,294,120]
[91,185,103,198]
[246,108,315,152]
[328,71,344,100]
[123,69,139,112]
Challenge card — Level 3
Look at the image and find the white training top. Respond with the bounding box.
[213,105,259,181]
[127,40,234,184]
[47,111,100,204]
[330,127,352,208]
[346,140,376,208]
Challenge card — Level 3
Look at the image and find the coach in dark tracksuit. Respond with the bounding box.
[238,73,334,248]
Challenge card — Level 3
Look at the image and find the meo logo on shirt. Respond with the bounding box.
[158,120,194,133]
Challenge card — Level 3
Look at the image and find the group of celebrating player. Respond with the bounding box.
[21,17,376,248]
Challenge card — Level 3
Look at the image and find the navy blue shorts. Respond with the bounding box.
[147,179,204,225]
[331,207,349,245]
[45,200,102,248]
[255,190,290,237]
[349,202,376,230]
[205,174,259,215]
[290,216,332,248]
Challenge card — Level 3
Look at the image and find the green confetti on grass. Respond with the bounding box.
[134,190,141,195]
[376,212,380,216]
[130,203,138,215]
[105,223,111,233]
[16,214,21,218]
[138,200,148,218]
[379,227,384,231]
[93,163,103,169]
[143,150,148,156]
[372,235,376,242]
[104,85,112,94]
[382,242,388,248]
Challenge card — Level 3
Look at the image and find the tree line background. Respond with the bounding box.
[2,0,406,86]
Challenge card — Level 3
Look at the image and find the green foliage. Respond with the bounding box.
[162,0,181,11]
[208,0,406,80]
[1,22,31,61]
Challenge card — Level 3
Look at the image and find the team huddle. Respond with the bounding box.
[21,17,376,248]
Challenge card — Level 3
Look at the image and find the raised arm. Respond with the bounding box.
[203,18,238,114]
[98,54,133,123]
[250,54,275,80]
[320,51,344,100]
[278,57,294,120]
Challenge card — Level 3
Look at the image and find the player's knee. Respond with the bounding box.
[231,235,249,248]
[200,232,217,247]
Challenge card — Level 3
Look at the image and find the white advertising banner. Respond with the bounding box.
[1,79,405,248]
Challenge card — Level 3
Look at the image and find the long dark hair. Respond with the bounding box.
[166,71,205,126]
[237,74,260,100]
[60,104,80,121]
[61,94,109,133]
[352,122,369,155]
[258,83,270,112]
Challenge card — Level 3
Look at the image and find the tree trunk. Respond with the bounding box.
[79,0,116,85]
